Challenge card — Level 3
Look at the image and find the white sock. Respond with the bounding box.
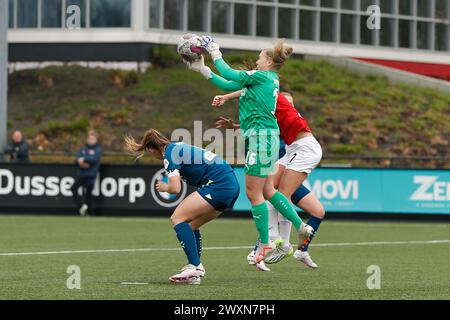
[278,214,292,247]
[266,201,280,241]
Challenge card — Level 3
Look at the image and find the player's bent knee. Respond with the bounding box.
[170,214,187,226]
[313,205,325,219]
[246,190,264,205]
[320,208,326,219]
[262,182,275,199]
[277,186,295,199]
[263,190,276,201]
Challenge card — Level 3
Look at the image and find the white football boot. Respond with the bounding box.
[293,250,319,269]
[169,263,205,285]
[298,223,314,249]
[264,245,294,264]
[79,204,88,216]
[254,240,277,264]
[247,250,256,265]
[255,260,271,272]
[181,263,205,277]
[248,238,278,268]
[273,237,284,248]
[247,250,270,271]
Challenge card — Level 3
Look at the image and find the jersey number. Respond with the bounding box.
[246,151,257,166]
[272,88,279,114]
[289,153,297,163]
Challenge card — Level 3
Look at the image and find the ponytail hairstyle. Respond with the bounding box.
[240,59,257,71]
[124,128,171,160]
[263,39,293,71]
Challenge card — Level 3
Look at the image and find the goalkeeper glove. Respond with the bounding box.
[183,55,212,80]
[198,35,222,61]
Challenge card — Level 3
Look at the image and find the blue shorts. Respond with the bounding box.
[197,171,240,212]
[279,139,286,159]
[291,184,311,205]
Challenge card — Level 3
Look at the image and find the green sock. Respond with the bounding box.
[251,202,269,244]
[269,191,303,230]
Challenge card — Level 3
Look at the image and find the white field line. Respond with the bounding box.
[0,240,449,257]
[1,215,448,228]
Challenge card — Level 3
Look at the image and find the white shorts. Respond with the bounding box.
[277,136,322,174]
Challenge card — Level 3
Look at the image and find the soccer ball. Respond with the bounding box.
[176,33,205,62]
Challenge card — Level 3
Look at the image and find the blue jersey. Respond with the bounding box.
[76,143,102,180]
[163,142,234,188]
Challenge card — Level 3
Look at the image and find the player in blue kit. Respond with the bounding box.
[125,128,240,285]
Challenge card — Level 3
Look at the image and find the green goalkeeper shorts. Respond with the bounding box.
[244,130,280,178]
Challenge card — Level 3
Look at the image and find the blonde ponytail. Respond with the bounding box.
[264,39,293,70]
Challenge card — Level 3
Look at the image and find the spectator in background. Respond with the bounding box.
[71,130,102,216]
[4,131,29,163]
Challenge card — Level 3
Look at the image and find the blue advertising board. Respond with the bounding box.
[232,167,450,215]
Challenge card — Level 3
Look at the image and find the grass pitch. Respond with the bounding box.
[0,214,449,300]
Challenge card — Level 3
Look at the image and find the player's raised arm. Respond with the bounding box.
[183,55,242,91]
[210,73,243,91]
[198,36,267,86]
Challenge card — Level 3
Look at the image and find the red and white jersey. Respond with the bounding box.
[275,93,312,145]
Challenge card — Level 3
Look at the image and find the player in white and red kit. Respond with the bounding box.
[214,91,325,270]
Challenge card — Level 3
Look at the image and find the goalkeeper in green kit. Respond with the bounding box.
[184,36,314,268]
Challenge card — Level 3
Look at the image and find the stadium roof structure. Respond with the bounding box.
[6,0,450,79]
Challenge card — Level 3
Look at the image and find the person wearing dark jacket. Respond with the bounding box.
[71,131,102,216]
[4,131,29,163]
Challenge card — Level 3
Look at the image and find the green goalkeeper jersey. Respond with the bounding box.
[209,58,280,136]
